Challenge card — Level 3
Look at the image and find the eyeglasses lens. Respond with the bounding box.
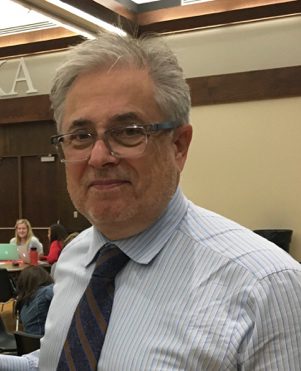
[57,126,148,162]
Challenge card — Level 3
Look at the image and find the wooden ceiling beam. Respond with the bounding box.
[138,0,296,25]
[138,1,301,34]
[0,35,85,58]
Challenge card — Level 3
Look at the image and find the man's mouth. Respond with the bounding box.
[88,179,130,189]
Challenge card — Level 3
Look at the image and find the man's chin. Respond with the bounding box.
[85,207,125,225]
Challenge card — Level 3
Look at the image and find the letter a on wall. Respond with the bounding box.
[9,57,38,96]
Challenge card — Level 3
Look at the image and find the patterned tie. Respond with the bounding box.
[57,243,129,370]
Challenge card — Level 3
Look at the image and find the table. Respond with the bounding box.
[0,261,50,272]
[0,261,51,281]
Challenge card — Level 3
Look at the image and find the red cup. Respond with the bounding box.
[30,247,38,266]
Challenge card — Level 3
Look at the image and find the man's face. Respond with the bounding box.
[61,67,192,239]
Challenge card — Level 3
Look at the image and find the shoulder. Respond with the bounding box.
[30,236,42,246]
[178,201,300,280]
[57,227,93,263]
[61,227,93,252]
[30,236,43,250]
[38,284,54,299]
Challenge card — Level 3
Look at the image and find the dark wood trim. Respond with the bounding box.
[188,65,301,106]
[138,1,301,34]
[138,0,296,24]
[0,66,300,124]
[0,36,85,59]
[0,27,77,48]
[0,95,52,124]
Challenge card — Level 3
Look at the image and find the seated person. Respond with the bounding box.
[49,231,79,278]
[63,232,79,248]
[15,266,54,336]
[41,223,68,265]
[10,219,43,261]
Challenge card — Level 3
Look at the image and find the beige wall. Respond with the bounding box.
[165,16,301,77]
[165,16,301,261]
[181,98,301,261]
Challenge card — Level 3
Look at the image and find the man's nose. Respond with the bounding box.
[88,138,119,167]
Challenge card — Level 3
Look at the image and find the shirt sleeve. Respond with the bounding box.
[239,269,301,370]
[0,350,39,371]
[46,241,62,264]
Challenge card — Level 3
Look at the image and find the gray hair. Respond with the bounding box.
[50,32,191,131]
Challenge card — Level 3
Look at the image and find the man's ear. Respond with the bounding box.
[173,124,193,172]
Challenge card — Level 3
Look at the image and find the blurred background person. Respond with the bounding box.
[62,231,79,248]
[41,223,68,265]
[10,219,43,261]
[15,265,54,336]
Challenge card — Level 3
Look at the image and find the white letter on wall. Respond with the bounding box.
[0,60,8,96]
[8,57,38,96]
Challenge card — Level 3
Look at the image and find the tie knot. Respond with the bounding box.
[93,243,129,280]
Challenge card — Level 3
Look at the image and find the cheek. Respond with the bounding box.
[65,165,85,198]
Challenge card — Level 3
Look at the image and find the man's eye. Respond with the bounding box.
[70,132,91,141]
[112,126,144,138]
[109,126,145,147]
[123,127,144,137]
[61,131,93,147]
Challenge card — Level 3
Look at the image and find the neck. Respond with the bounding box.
[95,218,154,241]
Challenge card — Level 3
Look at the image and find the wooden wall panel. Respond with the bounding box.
[0,119,90,245]
[22,156,59,226]
[188,65,301,106]
[0,157,19,227]
[0,120,56,156]
[0,96,53,125]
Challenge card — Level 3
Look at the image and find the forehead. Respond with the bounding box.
[61,67,163,131]
[17,223,26,228]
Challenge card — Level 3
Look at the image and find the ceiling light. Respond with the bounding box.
[45,0,126,37]
[11,0,126,39]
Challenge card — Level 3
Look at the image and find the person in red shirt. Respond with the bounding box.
[44,224,68,264]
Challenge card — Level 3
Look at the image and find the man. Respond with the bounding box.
[1,32,300,370]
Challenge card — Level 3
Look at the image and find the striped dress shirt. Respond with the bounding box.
[1,187,301,370]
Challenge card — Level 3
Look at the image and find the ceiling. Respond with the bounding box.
[1,0,301,58]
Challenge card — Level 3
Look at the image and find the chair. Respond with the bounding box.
[0,268,16,311]
[0,315,17,354]
[253,229,293,253]
[13,331,41,356]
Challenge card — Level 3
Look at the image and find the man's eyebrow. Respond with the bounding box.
[110,112,142,123]
[67,119,93,131]
[65,113,143,132]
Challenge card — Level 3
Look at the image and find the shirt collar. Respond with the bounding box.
[85,187,188,266]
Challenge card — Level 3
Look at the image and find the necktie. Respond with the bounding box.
[57,243,129,370]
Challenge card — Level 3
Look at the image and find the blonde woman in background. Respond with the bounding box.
[10,219,43,261]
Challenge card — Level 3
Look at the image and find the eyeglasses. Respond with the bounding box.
[51,121,181,163]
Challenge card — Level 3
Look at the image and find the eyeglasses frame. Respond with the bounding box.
[50,120,182,162]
